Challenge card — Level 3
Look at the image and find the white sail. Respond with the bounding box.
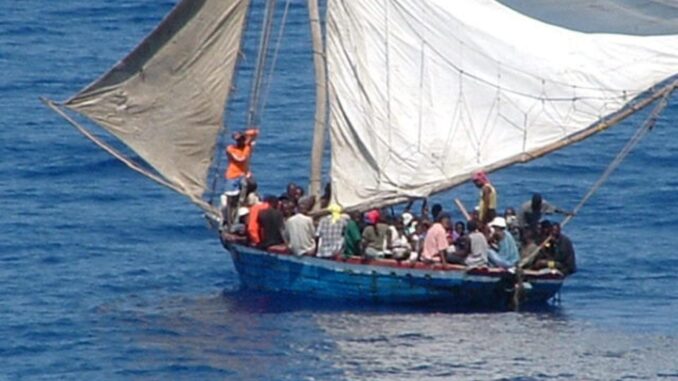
[65,0,250,202]
[327,0,678,210]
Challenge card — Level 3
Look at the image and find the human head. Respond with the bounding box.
[417,219,431,234]
[531,193,543,212]
[431,203,443,220]
[539,219,553,237]
[298,196,315,214]
[278,192,290,203]
[470,208,479,222]
[365,209,380,225]
[232,131,246,147]
[264,194,279,209]
[552,222,561,238]
[467,220,479,233]
[436,212,451,229]
[454,221,465,235]
[286,182,299,197]
[490,217,507,239]
[504,207,516,217]
[237,207,249,224]
[472,171,489,188]
[402,212,414,227]
[328,203,343,223]
[281,199,295,218]
[246,178,258,195]
[294,186,304,201]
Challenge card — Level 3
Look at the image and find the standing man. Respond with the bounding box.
[471,171,497,225]
[223,128,259,226]
[517,193,572,236]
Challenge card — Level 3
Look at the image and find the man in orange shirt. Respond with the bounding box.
[225,128,259,183]
[223,128,259,227]
[247,195,274,246]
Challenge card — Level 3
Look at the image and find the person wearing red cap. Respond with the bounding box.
[362,209,389,258]
[471,170,497,225]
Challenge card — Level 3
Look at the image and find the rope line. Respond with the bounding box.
[518,83,676,270]
[247,0,278,128]
[260,0,292,115]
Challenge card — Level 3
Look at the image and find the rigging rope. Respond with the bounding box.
[511,84,675,310]
[260,0,292,115]
[560,89,673,230]
[247,0,278,128]
[210,0,287,206]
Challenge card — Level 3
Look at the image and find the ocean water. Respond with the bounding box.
[2,1,678,380]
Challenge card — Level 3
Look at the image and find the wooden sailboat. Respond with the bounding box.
[44,0,678,308]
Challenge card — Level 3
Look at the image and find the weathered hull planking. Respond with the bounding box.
[224,243,564,308]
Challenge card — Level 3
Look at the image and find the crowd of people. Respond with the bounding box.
[220,129,576,276]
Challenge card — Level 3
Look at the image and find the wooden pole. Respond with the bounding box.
[307,0,327,205]
[454,198,471,221]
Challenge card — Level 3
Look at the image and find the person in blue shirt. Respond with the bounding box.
[487,217,519,269]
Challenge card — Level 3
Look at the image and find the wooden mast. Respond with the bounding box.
[307,0,327,204]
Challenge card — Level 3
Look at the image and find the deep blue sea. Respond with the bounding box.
[2,1,678,380]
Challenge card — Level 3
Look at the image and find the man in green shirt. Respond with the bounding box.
[343,211,362,257]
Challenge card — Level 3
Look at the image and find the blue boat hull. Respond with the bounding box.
[225,243,563,308]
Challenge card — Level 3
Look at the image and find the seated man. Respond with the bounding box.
[257,196,287,251]
[315,204,347,258]
[285,197,316,256]
[343,211,363,258]
[387,216,412,260]
[465,220,489,268]
[487,217,519,269]
[362,209,390,258]
[534,222,577,275]
[422,213,454,264]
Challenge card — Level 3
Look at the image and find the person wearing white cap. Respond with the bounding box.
[487,216,519,269]
[401,211,418,237]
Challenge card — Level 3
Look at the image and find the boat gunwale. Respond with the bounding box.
[223,241,565,282]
